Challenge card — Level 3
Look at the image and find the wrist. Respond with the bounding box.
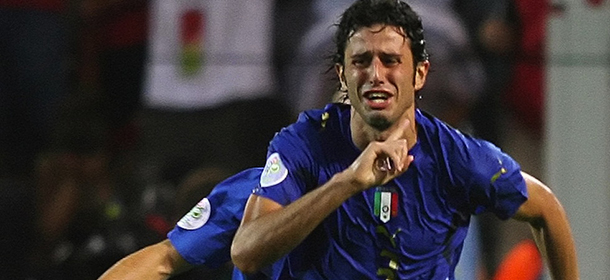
[331,169,368,196]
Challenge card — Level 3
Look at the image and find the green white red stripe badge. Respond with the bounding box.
[374,187,398,223]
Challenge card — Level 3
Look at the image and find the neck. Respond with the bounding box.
[350,108,418,151]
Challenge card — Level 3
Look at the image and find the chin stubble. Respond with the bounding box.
[368,115,392,131]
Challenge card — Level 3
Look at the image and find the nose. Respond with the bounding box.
[368,58,385,86]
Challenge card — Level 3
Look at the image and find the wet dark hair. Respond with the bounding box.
[332,0,429,66]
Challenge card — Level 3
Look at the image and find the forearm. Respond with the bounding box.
[99,239,189,280]
[232,171,360,273]
[517,173,579,280]
[530,206,579,280]
[233,128,414,273]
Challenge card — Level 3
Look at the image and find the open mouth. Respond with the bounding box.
[363,91,392,108]
[365,92,391,103]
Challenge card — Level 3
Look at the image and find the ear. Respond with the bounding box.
[335,64,347,91]
[414,61,429,91]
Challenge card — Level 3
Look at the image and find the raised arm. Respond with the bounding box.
[512,172,579,280]
[231,120,414,274]
[231,171,364,274]
[98,239,191,280]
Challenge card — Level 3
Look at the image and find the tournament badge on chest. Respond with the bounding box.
[374,187,399,223]
[177,197,212,230]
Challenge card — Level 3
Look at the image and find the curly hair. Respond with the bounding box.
[332,0,429,66]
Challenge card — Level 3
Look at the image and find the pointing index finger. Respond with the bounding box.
[387,118,411,141]
[376,118,412,172]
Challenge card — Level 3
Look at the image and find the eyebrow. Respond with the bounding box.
[350,52,372,59]
[349,50,402,59]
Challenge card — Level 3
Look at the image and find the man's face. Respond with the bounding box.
[337,24,427,131]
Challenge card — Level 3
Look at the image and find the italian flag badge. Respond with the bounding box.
[374,187,398,223]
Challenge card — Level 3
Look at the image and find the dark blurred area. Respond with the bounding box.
[0,0,547,279]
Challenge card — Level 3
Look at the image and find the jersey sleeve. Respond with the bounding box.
[447,133,528,220]
[167,168,261,267]
[253,120,318,206]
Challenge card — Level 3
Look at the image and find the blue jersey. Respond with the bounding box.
[168,167,276,280]
[254,103,528,280]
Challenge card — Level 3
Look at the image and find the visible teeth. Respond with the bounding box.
[368,92,388,99]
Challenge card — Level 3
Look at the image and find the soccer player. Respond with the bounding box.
[231,1,579,279]
[98,167,278,280]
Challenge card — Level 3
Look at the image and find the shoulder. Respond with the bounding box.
[417,109,499,156]
[284,103,348,134]
[270,103,350,149]
[416,109,512,183]
[175,167,263,231]
[207,167,263,203]
[166,170,265,266]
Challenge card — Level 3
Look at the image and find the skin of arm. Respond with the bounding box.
[231,120,414,274]
[231,173,363,274]
[98,239,192,280]
[512,172,579,280]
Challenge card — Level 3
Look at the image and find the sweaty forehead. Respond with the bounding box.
[346,25,410,55]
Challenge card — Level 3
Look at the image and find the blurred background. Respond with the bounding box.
[0,0,607,279]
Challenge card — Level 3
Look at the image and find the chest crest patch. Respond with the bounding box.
[374,187,399,223]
